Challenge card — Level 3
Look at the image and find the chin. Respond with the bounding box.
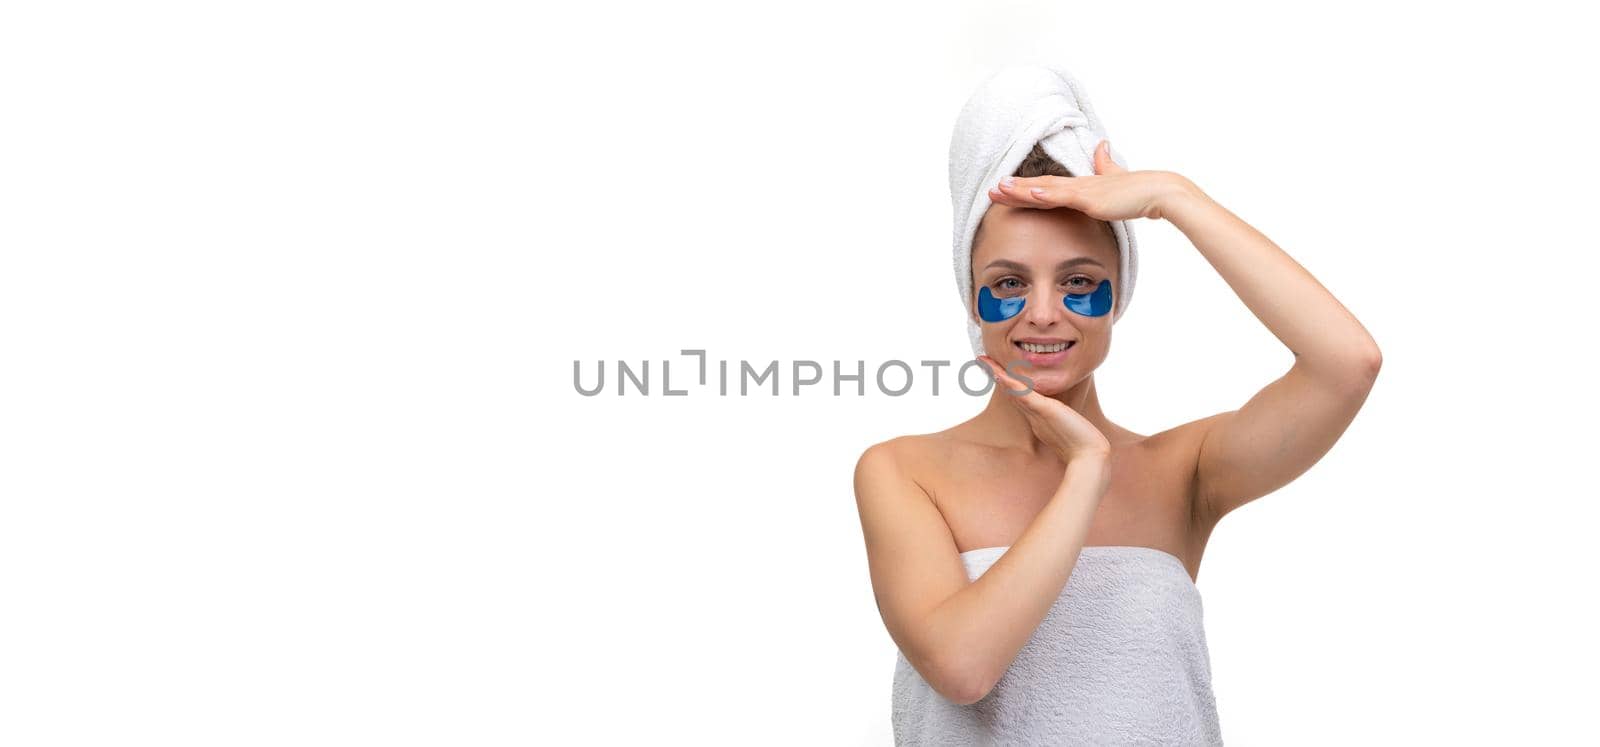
[997,362,1075,395]
[1026,375,1075,396]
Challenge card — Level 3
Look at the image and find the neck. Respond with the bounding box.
[975,373,1121,454]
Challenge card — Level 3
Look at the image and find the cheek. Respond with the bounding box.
[976,286,1025,322]
[1064,279,1114,317]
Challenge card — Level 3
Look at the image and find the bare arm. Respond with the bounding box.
[989,144,1382,525]
[856,444,1109,705]
[1159,180,1383,524]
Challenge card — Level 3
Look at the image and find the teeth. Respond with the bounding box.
[1019,341,1069,353]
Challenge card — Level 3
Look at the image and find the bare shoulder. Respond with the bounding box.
[1139,412,1231,455]
[853,436,905,492]
[853,430,964,494]
[1134,412,1236,524]
[853,431,971,583]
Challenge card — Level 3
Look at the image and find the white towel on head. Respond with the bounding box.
[949,64,1140,358]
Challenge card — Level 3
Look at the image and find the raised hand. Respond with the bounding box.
[987,140,1197,222]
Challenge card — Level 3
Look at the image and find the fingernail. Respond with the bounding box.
[1030,187,1045,196]
[1000,176,1016,188]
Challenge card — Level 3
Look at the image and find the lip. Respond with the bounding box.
[1014,337,1072,345]
[1012,338,1076,366]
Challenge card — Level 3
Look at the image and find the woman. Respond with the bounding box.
[854,67,1381,744]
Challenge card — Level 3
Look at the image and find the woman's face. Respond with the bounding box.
[970,204,1120,396]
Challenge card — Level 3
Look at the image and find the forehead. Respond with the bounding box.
[972,205,1118,276]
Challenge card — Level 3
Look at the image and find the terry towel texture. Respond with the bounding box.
[949,65,1140,358]
[892,546,1223,745]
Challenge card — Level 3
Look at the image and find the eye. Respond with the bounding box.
[1064,275,1096,291]
[993,277,1026,294]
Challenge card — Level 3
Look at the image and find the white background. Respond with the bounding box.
[3,1,1597,744]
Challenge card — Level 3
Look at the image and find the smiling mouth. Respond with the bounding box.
[1015,341,1075,354]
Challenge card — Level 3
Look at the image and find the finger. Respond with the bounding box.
[993,177,1054,208]
[977,355,1003,381]
[978,355,1012,385]
[986,185,1030,207]
[978,355,1030,395]
[1093,140,1125,175]
[1020,178,1080,209]
[1003,368,1043,398]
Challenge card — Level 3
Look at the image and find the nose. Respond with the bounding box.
[1020,286,1062,328]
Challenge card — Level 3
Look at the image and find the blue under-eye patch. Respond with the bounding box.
[977,286,1025,322]
[1064,279,1113,317]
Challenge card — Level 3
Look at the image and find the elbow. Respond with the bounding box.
[901,617,1002,705]
[928,652,999,706]
[1307,341,1381,394]
[947,677,998,707]
[1338,351,1381,400]
[1355,342,1382,386]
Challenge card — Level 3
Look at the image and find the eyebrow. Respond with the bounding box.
[981,257,1107,273]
